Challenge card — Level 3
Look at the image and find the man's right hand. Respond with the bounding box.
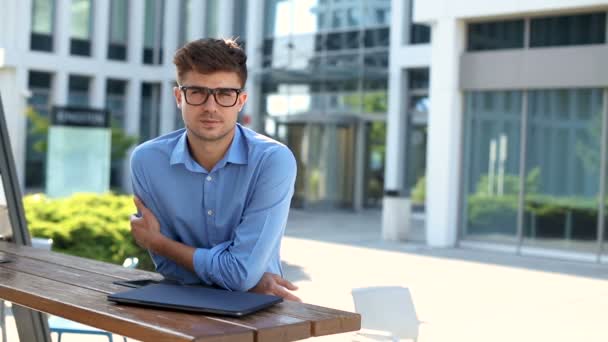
[250,272,301,302]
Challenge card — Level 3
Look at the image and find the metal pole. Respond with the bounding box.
[516,91,528,255]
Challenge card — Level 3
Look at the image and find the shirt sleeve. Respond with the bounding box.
[192,146,297,291]
[130,147,201,284]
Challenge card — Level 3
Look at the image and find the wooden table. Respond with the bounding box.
[0,241,360,341]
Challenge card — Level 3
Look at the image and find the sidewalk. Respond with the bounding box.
[4,209,608,341]
[282,209,608,341]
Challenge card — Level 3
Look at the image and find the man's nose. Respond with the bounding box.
[201,93,220,110]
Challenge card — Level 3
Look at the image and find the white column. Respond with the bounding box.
[425,18,465,247]
[14,0,32,52]
[92,0,110,61]
[159,81,176,133]
[90,76,106,108]
[188,0,206,41]
[0,68,29,189]
[244,0,264,131]
[52,71,69,106]
[123,80,142,191]
[55,0,71,57]
[128,0,145,65]
[217,0,235,38]
[162,0,179,66]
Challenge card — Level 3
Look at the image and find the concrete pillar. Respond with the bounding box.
[382,0,410,240]
[52,71,69,106]
[425,18,465,247]
[92,0,110,62]
[353,121,367,211]
[55,0,71,57]
[188,0,206,41]
[245,0,265,131]
[0,68,29,189]
[159,81,176,134]
[163,0,179,68]
[123,80,142,191]
[90,76,106,109]
[128,0,145,65]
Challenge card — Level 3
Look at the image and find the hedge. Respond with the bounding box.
[24,193,155,271]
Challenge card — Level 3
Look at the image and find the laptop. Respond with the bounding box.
[107,283,283,317]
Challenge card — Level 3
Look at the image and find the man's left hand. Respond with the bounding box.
[250,272,302,302]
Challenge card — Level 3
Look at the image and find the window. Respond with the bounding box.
[68,75,91,106]
[70,0,92,56]
[410,24,430,44]
[108,0,128,60]
[25,71,53,189]
[206,0,219,38]
[530,12,606,47]
[143,0,165,64]
[30,0,55,51]
[467,19,524,51]
[140,83,161,142]
[106,79,128,188]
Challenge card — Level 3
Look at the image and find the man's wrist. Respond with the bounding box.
[148,233,167,254]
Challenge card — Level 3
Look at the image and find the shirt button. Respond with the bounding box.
[206,176,212,181]
[207,210,214,216]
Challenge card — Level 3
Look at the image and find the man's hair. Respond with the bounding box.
[173,38,247,87]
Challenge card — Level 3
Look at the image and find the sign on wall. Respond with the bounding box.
[46,106,111,198]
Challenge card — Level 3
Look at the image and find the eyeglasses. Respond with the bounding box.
[179,86,242,107]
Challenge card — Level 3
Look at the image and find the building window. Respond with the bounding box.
[140,83,161,142]
[25,71,53,189]
[70,0,93,56]
[205,0,220,38]
[108,0,128,60]
[233,0,247,49]
[30,0,55,52]
[143,0,164,64]
[467,19,524,51]
[405,68,429,200]
[530,12,606,47]
[410,24,430,44]
[68,75,91,106]
[106,79,128,188]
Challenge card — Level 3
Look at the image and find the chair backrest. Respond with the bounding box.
[352,286,419,340]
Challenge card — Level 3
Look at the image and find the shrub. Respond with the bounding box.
[24,193,155,271]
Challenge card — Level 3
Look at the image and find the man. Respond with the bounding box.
[129,38,300,301]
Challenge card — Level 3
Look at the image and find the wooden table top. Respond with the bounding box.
[0,241,360,341]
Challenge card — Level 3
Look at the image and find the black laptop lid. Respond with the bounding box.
[107,283,283,317]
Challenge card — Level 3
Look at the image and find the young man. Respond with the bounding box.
[129,38,300,301]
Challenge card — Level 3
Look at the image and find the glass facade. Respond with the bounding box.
[140,82,161,142]
[108,0,128,60]
[462,89,606,253]
[67,75,90,106]
[70,0,92,56]
[25,71,53,189]
[523,89,603,252]
[261,0,390,208]
[462,91,522,243]
[530,13,606,48]
[205,0,220,38]
[405,69,429,204]
[467,19,524,51]
[143,0,165,64]
[106,79,128,188]
[31,0,55,51]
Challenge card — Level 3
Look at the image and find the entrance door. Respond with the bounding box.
[277,122,355,209]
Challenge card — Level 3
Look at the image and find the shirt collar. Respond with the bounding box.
[169,125,248,172]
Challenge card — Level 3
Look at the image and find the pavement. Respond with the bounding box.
[4,209,608,341]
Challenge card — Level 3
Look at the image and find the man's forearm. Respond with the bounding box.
[150,234,196,274]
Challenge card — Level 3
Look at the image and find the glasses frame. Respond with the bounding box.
[179,86,243,108]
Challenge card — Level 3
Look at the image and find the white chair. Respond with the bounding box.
[351,286,420,342]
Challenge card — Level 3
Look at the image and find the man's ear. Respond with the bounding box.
[173,86,182,108]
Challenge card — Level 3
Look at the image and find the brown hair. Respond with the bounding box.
[173,38,247,87]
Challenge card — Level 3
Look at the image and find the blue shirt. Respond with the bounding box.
[130,124,296,291]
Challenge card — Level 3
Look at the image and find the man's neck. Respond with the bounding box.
[186,129,235,172]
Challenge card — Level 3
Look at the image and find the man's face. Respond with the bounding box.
[174,70,247,144]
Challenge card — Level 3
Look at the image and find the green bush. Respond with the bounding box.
[24,193,155,271]
[411,176,425,205]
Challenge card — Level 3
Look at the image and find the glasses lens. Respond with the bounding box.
[215,89,238,107]
[185,87,208,105]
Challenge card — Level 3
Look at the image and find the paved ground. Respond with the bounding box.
[4,209,608,341]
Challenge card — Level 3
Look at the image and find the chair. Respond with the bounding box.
[28,238,134,342]
[351,286,421,342]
